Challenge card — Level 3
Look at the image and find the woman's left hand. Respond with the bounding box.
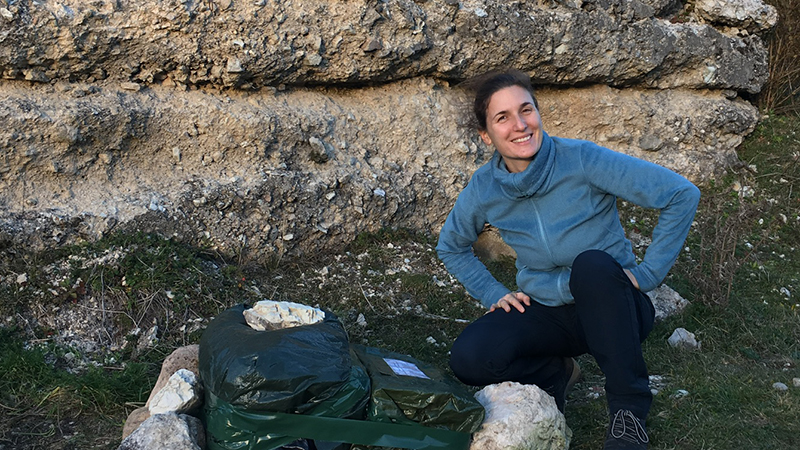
[624,269,640,290]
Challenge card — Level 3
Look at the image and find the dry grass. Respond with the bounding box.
[760,0,800,115]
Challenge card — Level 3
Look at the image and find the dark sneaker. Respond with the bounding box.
[551,357,581,413]
[604,409,649,449]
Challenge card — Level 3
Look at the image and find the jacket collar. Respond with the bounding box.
[491,131,555,198]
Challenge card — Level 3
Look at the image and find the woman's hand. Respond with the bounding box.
[624,269,640,290]
[489,291,531,313]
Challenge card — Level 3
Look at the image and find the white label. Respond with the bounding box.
[383,358,430,379]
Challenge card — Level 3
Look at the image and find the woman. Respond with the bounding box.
[436,70,700,450]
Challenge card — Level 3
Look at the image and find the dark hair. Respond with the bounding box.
[469,69,538,131]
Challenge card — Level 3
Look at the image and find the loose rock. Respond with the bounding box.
[668,328,701,350]
[471,381,571,450]
[149,369,203,415]
[243,300,325,331]
[772,382,789,392]
[117,412,205,450]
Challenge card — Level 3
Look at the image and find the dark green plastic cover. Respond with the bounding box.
[351,345,485,434]
[199,304,371,449]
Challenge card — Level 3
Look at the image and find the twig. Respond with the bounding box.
[416,312,471,324]
[357,281,376,312]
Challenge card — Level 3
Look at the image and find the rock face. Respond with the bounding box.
[0,0,774,257]
[471,381,571,450]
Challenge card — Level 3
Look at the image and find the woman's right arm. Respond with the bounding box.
[435,186,513,309]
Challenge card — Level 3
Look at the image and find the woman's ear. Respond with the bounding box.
[478,129,492,146]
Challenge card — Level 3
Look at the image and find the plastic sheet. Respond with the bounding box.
[351,345,485,434]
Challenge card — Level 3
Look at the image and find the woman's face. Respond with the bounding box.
[478,85,544,173]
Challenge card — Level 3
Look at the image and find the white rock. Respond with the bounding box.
[16,273,28,284]
[668,327,701,350]
[671,389,690,399]
[243,300,325,331]
[0,7,14,21]
[793,378,800,388]
[356,313,367,327]
[149,369,203,415]
[647,284,689,321]
[772,382,789,392]
[471,382,571,450]
[117,412,205,450]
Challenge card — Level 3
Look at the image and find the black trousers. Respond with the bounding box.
[450,250,656,417]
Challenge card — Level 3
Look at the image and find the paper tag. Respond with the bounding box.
[383,358,430,379]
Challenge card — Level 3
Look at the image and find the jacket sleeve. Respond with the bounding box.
[579,143,701,292]
[436,182,512,308]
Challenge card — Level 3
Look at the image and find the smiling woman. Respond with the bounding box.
[436,69,701,450]
[477,85,544,173]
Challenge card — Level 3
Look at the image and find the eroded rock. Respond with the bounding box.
[695,0,778,33]
[0,0,770,93]
[471,381,571,450]
[148,369,203,415]
[668,327,701,350]
[243,300,325,331]
[117,412,205,450]
[0,80,759,258]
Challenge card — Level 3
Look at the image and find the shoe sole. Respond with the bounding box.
[565,357,581,395]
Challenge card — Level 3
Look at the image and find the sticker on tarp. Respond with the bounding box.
[384,358,430,379]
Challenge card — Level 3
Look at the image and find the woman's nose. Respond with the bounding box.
[513,115,527,131]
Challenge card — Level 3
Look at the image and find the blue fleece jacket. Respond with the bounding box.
[436,132,700,308]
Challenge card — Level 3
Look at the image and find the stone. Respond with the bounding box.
[243,300,325,331]
[117,412,205,450]
[471,382,571,450]
[695,0,778,33]
[146,345,200,407]
[793,378,800,388]
[648,284,689,321]
[668,328,701,350]
[148,369,203,415]
[122,407,151,440]
[772,382,789,392]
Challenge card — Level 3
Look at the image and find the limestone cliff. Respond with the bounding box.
[0,0,776,257]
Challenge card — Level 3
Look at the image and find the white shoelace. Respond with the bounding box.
[611,409,650,443]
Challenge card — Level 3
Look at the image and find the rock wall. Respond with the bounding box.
[0,0,776,257]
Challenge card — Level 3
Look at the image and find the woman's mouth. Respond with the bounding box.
[511,134,532,143]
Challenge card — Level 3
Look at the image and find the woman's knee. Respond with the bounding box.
[450,330,515,386]
[449,335,487,385]
[570,250,619,290]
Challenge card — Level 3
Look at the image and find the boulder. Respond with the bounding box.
[471,381,571,450]
[146,345,200,406]
[122,345,201,440]
[117,412,205,450]
[121,407,151,441]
